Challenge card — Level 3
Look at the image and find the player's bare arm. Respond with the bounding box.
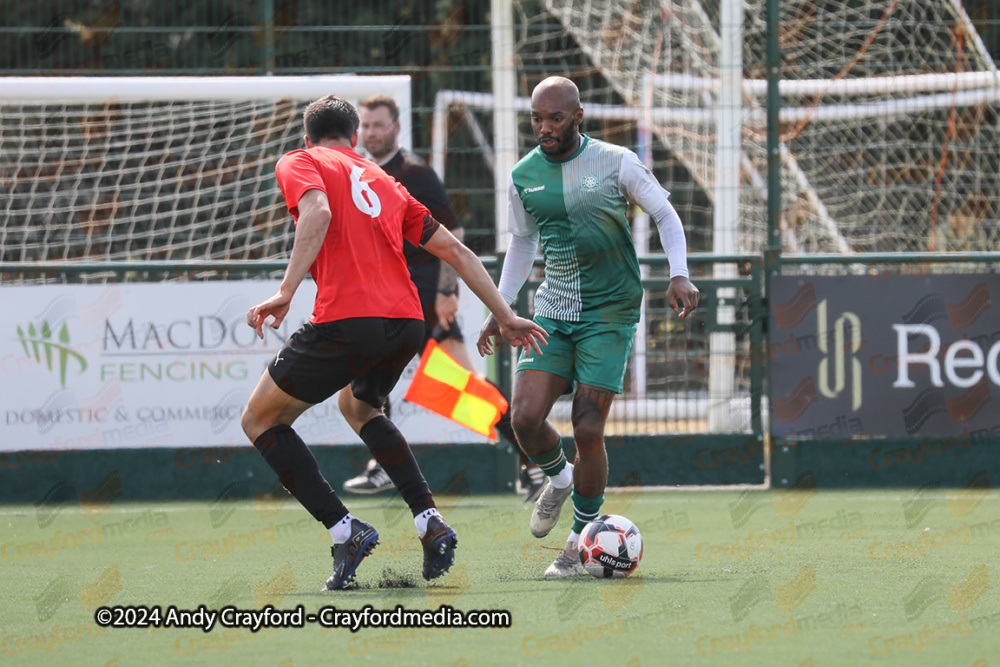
[666,276,699,319]
[246,188,331,338]
[435,227,463,330]
[421,224,548,356]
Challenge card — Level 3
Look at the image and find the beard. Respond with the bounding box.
[538,127,577,156]
[365,141,389,160]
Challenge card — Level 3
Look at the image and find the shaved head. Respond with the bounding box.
[530,77,584,159]
[531,76,581,109]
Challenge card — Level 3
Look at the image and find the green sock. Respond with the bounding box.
[527,447,567,477]
[571,491,604,534]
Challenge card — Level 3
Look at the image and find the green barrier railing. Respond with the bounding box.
[15,252,996,489]
[3,254,770,489]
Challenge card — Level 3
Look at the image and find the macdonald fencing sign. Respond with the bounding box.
[770,274,1000,440]
[2,282,488,451]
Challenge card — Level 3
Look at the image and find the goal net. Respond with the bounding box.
[511,0,1000,254]
[497,0,1000,435]
[0,76,413,268]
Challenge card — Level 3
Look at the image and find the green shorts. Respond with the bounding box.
[517,316,636,394]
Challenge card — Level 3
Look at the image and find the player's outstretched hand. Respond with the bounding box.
[246,290,293,339]
[667,276,700,319]
[477,313,549,357]
[498,315,548,357]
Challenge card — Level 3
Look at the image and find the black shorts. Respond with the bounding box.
[267,317,424,408]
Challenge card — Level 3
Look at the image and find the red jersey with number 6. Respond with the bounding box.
[275,146,436,324]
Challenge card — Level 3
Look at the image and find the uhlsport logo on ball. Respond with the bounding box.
[577,514,642,578]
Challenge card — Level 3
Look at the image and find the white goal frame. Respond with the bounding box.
[0,75,415,267]
[0,75,414,151]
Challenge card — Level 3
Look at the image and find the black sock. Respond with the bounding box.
[253,425,348,529]
[359,416,434,515]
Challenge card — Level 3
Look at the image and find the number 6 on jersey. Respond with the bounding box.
[350,165,382,217]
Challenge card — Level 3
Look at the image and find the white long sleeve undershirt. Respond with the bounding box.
[497,231,539,305]
[617,151,689,279]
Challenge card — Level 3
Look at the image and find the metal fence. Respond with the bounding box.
[2,1,999,474]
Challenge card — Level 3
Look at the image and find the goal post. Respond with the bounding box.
[0,75,412,265]
[0,76,413,110]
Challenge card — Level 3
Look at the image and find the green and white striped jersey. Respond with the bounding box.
[508,135,672,324]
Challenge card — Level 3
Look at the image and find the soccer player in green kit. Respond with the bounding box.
[478,76,699,577]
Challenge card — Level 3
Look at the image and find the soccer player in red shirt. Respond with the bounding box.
[341,94,545,503]
[241,94,547,590]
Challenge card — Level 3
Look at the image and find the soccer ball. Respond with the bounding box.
[577,514,642,578]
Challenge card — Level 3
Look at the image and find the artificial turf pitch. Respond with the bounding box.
[2,489,997,666]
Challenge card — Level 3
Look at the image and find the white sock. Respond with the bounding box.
[549,462,574,489]
[414,508,441,538]
[329,513,355,544]
[567,530,580,545]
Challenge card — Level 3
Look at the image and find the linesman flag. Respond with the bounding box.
[403,340,508,439]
